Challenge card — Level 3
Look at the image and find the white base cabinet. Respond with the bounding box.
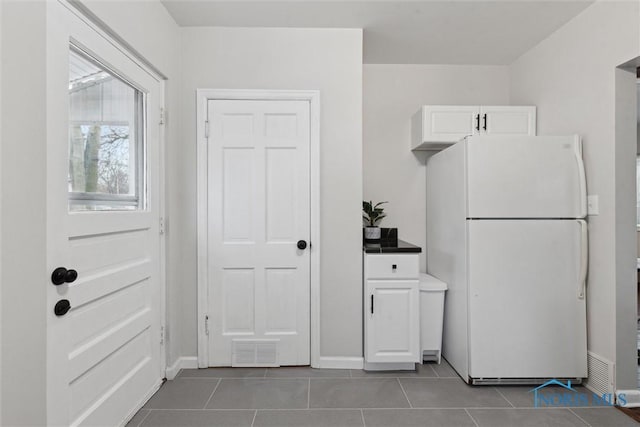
[412,105,536,150]
[363,253,420,368]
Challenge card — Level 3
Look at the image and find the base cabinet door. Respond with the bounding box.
[365,281,420,363]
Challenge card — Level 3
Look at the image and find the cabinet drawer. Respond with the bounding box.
[365,254,419,279]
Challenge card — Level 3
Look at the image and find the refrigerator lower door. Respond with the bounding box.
[467,219,587,380]
[466,135,586,219]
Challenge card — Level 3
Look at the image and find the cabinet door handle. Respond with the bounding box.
[475,114,480,131]
[371,294,374,314]
[482,113,487,131]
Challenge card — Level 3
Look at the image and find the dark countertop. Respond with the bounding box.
[363,239,422,254]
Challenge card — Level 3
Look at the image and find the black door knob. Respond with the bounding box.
[297,240,307,250]
[54,299,71,316]
[51,267,78,285]
[65,269,78,283]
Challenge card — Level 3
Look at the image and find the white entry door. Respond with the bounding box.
[46,4,164,426]
[207,99,310,367]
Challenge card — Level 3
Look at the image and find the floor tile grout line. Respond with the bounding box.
[180,375,465,379]
[145,408,267,412]
[146,406,577,411]
[307,378,311,409]
[427,363,439,377]
[464,408,481,427]
[493,386,515,408]
[133,409,152,427]
[567,407,593,427]
[180,375,352,379]
[202,378,222,409]
[360,408,366,427]
[396,378,413,408]
[250,409,258,427]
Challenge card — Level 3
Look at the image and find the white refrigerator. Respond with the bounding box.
[426,135,588,384]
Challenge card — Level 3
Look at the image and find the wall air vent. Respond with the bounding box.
[231,339,279,367]
[585,351,615,396]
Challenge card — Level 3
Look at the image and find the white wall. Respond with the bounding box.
[363,65,510,271]
[1,2,48,425]
[76,0,183,368]
[509,0,639,391]
[179,27,363,359]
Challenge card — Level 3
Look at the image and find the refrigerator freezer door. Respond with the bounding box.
[467,219,587,380]
[466,135,586,219]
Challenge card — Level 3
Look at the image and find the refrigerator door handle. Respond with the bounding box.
[574,139,587,218]
[578,219,588,299]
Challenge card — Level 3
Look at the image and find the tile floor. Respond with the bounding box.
[128,361,639,427]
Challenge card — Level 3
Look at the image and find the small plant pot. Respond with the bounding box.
[364,226,381,241]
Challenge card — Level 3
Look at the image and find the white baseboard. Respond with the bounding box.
[165,356,198,380]
[315,356,363,370]
[616,389,640,407]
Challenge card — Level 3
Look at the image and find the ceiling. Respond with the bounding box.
[161,0,594,65]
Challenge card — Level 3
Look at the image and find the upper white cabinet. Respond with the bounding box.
[411,105,536,150]
[412,106,478,149]
[479,106,537,137]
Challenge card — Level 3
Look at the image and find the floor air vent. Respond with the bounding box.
[586,351,615,396]
[232,339,279,367]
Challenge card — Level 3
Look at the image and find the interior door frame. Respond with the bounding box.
[196,89,321,368]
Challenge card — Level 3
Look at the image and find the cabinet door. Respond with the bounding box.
[480,106,536,137]
[422,106,480,143]
[365,280,420,363]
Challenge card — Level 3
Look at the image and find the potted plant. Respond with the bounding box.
[363,200,387,240]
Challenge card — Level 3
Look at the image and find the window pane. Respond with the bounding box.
[68,47,144,211]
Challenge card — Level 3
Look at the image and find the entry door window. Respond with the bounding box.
[68,46,145,211]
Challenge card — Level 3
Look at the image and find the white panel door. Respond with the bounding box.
[47,4,163,426]
[466,135,586,218]
[208,99,310,366]
[467,220,588,379]
[365,281,420,363]
[480,106,536,137]
[422,105,480,142]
